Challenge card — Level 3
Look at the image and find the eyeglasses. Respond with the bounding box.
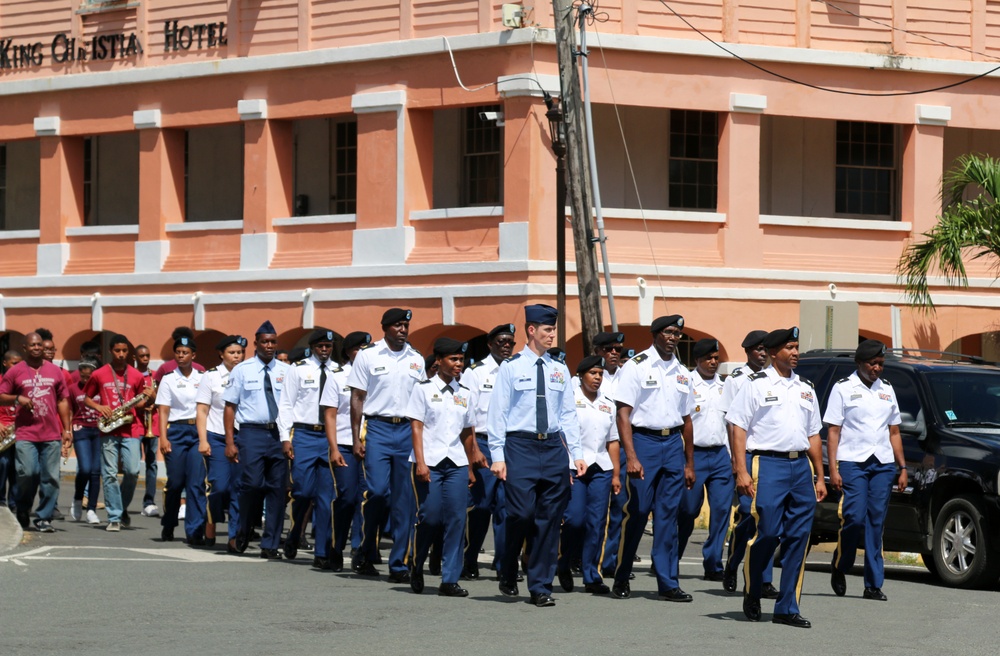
[660,330,684,339]
[599,345,624,353]
[495,339,516,346]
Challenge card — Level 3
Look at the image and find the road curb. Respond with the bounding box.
[0,506,24,555]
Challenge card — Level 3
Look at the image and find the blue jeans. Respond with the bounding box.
[74,426,103,511]
[101,437,142,523]
[15,440,61,521]
[0,446,17,510]
[141,436,159,507]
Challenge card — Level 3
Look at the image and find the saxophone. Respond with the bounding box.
[0,424,14,454]
[98,392,150,434]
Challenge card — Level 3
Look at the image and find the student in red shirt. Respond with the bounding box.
[0,333,72,532]
[135,344,162,518]
[84,334,154,532]
[70,359,104,524]
[0,350,23,512]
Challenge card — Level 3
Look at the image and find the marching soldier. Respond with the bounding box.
[223,321,290,559]
[677,338,734,581]
[348,308,425,581]
[279,329,347,569]
[727,327,826,628]
[488,304,585,607]
[462,323,516,580]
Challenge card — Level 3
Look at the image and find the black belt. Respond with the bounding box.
[475,432,489,440]
[171,419,197,425]
[631,425,683,437]
[508,430,561,441]
[365,415,407,424]
[292,422,325,432]
[241,422,277,430]
[750,449,808,459]
[693,444,726,452]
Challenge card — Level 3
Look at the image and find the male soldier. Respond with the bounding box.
[611,315,696,602]
[462,324,515,580]
[677,338,734,581]
[727,327,826,628]
[224,321,290,559]
[720,330,779,597]
[348,308,425,581]
[488,304,585,607]
[279,329,347,569]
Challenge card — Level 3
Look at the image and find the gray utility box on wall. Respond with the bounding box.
[798,300,859,352]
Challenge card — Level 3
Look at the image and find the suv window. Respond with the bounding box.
[883,366,921,419]
[924,370,1000,426]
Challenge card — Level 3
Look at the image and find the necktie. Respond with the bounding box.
[535,358,548,434]
[263,367,278,422]
[318,365,328,424]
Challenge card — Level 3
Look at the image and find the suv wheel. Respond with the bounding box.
[932,495,1000,588]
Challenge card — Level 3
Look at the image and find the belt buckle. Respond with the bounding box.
[789,451,799,459]
[392,417,402,424]
[537,433,545,440]
[661,428,670,437]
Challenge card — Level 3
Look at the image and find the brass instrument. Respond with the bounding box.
[98,392,150,434]
[143,380,157,438]
[0,424,14,454]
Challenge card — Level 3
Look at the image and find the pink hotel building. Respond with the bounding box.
[0,0,998,365]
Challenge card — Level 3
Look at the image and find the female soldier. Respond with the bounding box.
[557,356,621,594]
[69,359,102,524]
[196,335,246,550]
[405,338,487,597]
[824,339,907,601]
[156,336,206,544]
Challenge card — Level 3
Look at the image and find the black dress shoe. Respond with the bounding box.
[831,569,846,597]
[411,568,425,594]
[352,559,379,576]
[863,587,887,601]
[260,548,283,560]
[516,572,525,582]
[584,582,610,594]
[204,537,216,548]
[330,550,344,572]
[633,554,641,562]
[743,594,761,622]
[611,582,630,599]
[557,568,574,592]
[187,535,206,547]
[372,550,383,565]
[658,588,693,602]
[772,613,811,628]
[313,557,332,570]
[723,568,737,593]
[704,570,725,582]
[438,583,469,597]
[462,564,480,581]
[387,570,411,584]
[428,550,442,576]
[530,593,556,607]
[300,537,312,551]
[570,559,582,574]
[499,581,519,597]
[161,527,174,542]
[234,532,249,553]
[761,582,779,599]
[283,538,298,560]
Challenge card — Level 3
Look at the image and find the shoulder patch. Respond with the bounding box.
[331,365,344,374]
[293,360,308,367]
[801,378,815,389]
[468,361,483,370]
[730,368,744,378]
[418,380,432,385]
[359,343,375,351]
[207,366,218,373]
[458,383,470,391]
[836,376,850,384]
[505,353,522,363]
[630,353,649,365]
[748,371,768,381]
[882,378,892,386]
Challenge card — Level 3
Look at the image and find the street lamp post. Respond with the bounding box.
[546,97,567,350]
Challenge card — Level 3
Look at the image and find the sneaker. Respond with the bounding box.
[178,504,186,520]
[106,521,121,532]
[51,508,65,521]
[86,510,101,525]
[70,500,83,522]
[34,519,55,533]
[121,510,131,528]
[141,504,161,518]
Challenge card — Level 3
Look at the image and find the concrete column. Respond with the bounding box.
[37,132,84,275]
[240,101,293,270]
[135,111,184,273]
[719,97,765,269]
[901,123,945,235]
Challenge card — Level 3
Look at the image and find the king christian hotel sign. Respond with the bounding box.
[0,19,226,69]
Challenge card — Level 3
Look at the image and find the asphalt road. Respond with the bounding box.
[1,478,998,655]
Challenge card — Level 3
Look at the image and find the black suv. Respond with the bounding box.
[796,350,1000,589]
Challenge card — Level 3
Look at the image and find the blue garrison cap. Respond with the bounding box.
[256,320,277,336]
[525,304,558,326]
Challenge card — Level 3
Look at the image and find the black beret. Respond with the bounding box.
[762,326,800,349]
[289,346,310,362]
[855,339,886,361]
[433,337,468,357]
[424,354,437,372]
[576,355,605,375]
[381,308,412,326]
[488,324,516,341]
[308,328,335,345]
[173,336,196,351]
[593,331,625,347]
[215,335,248,351]
[651,315,684,333]
[741,330,769,350]
[546,347,566,363]
[692,338,719,360]
[341,331,371,354]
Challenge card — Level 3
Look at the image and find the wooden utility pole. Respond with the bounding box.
[552,0,603,357]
